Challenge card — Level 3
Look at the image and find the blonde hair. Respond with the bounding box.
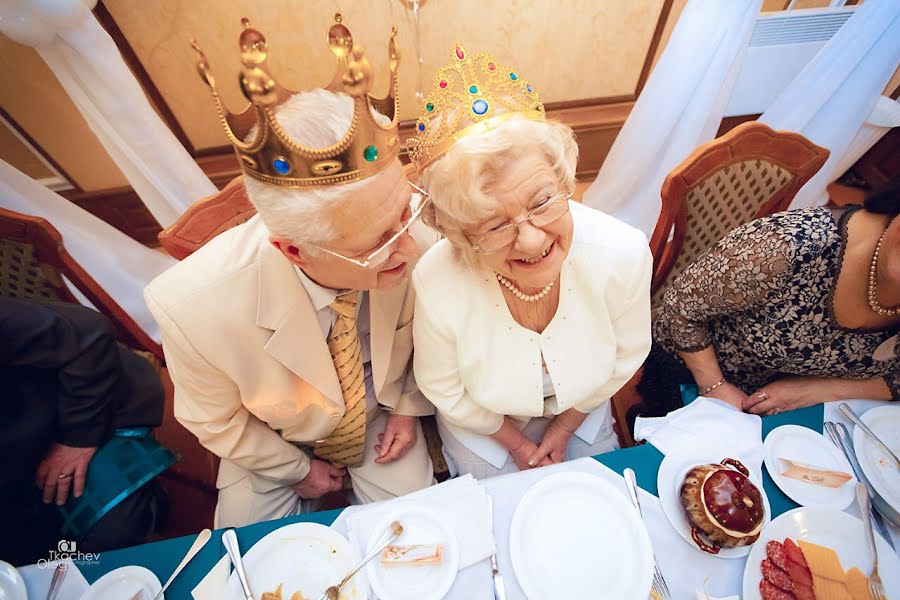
[417,115,578,266]
[242,89,392,249]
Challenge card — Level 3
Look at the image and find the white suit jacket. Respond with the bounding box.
[145,215,434,493]
[412,202,652,462]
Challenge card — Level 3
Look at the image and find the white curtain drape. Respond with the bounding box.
[581,0,762,237]
[0,159,175,342]
[759,0,900,209]
[0,0,217,227]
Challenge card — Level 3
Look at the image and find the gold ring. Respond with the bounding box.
[57,473,73,479]
[757,392,768,399]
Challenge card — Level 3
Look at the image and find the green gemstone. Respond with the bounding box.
[363,145,378,162]
[426,102,434,112]
[469,85,478,94]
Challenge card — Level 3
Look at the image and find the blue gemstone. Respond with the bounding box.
[472,99,489,115]
[273,158,290,174]
[526,84,533,92]
[509,72,518,81]
[418,122,426,132]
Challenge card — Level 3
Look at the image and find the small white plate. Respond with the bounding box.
[853,405,900,513]
[223,523,365,600]
[509,472,653,600]
[0,561,26,600]
[658,449,771,559]
[742,506,900,599]
[83,565,162,600]
[763,425,856,509]
[365,507,459,600]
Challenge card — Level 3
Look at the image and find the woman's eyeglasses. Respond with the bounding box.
[469,194,570,254]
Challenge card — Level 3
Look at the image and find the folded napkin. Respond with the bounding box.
[19,559,90,600]
[634,397,764,468]
[192,554,230,600]
[333,474,495,570]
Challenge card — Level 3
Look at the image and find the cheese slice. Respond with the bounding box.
[845,568,874,600]
[799,540,852,600]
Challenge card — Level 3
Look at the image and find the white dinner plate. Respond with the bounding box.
[853,405,900,513]
[223,523,366,600]
[658,449,771,558]
[508,472,653,600]
[0,561,26,600]
[764,425,856,509]
[83,565,162,600]
[742,506,900,599]
[365,507,459,600]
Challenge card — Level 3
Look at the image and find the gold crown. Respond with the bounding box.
[192,14,401,188]
[406,44,545,171]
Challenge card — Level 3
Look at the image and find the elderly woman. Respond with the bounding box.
[636,178,899,420]
[407,47,653,478]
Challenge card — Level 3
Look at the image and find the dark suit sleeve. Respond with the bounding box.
[0,297,120,447]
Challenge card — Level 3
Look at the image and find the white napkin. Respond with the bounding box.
[333,474,495,570]
[634,397,764,468]
[191,554,230,600]
[18,559,90,600]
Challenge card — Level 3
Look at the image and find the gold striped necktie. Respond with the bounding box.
[314,290,367,467]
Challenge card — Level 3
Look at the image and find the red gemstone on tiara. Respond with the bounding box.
[488,62,496,71]
[455,46,465,60]
[439,80,448,89]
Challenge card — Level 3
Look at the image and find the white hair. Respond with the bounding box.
[242,89,391,247]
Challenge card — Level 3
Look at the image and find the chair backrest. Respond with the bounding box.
[649,121,829,306]
[158,175,256,260]
[0,207,164,360]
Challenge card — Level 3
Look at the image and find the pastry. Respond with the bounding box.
[680,458,765,553]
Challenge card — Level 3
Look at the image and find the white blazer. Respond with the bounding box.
[412,201,652,465]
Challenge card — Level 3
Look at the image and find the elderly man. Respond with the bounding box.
[145,17,434,527]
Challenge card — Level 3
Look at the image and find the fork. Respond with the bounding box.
[857,484,886,600]
[624,468,671,599]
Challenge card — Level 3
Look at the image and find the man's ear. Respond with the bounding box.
[269,236,308,267]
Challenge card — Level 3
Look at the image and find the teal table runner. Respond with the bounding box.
[77,404,824,598]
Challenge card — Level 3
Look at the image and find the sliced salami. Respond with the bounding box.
[760,578,796,600]
[766,540,789,571]
[761,559,794,592]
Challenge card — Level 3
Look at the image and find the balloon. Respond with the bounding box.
[28,0,86,29]
[0,7,56,46]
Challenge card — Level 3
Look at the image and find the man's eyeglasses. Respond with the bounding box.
[310,181,431,269]
[469,194,571,254]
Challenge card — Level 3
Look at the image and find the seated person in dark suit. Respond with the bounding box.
[0,297,172,565]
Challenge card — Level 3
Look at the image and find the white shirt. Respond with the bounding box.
[412,201,653,466]
[294,266,377,411]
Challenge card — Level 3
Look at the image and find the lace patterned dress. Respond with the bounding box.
[654,207,900,401]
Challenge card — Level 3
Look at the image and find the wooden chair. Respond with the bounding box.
[158,175,256,260]
[649,121,829,306]
[0,207,163,361]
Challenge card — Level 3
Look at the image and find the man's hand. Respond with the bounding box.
[375,414,417,464]
[36,443,97,505]
[292,459,346,499]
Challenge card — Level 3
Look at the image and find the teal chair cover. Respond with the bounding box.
[59,428,176,538]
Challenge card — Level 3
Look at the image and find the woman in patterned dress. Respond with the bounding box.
[636,178,899,418]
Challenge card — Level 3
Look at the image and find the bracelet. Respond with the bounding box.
[700,379,727,395]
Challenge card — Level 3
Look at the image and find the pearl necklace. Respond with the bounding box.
[867,215,899,317]
[496,273,554,302]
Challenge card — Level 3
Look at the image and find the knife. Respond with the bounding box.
[825,422,896,549]
[487,496,507,600]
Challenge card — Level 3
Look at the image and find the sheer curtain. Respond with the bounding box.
[581,0,762,237]
[0,0,216,227]
[0,160,174,342]
[759,0,900,209]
